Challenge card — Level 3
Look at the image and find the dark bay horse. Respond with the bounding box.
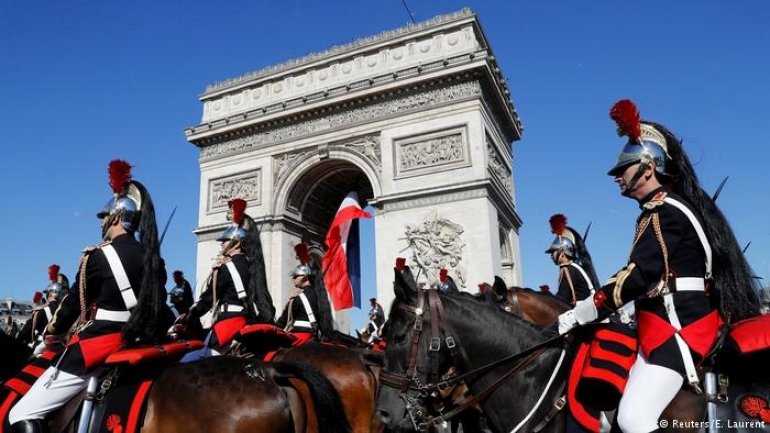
[273,341,384,433]
[377,266,570,433]
[2,342,351,433]
[0,331,32,382]
[482,276,568,327]
[377,267,767,433]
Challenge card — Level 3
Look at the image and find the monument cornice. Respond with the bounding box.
[201,8,478,96]
[189,76,483,162]
[186,9,520,143]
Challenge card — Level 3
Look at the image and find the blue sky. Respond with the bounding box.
[1,1,768,329]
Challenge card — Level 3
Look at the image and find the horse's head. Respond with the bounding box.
[376,263,463,431]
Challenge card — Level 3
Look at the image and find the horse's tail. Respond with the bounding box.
[273,361,351,433]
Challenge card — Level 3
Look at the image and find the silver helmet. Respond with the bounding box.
[607,100,670,177]
[45,264,67,299]
[97,160,143,232]
[545,214,577,257]
[217,198,249,242]
[291,265,312,278]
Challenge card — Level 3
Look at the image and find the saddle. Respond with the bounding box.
[236,324,300,360]
[1,341,203,433]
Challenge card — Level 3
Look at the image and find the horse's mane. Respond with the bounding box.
[513,287,571,312]
[439,291,550,347]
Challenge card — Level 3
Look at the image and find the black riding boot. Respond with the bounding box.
[10,419,48,433]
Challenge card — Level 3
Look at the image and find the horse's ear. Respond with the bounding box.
[493,276,508,301]
[393,259,417,301]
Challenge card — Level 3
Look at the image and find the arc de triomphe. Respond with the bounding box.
[185,9,523,328]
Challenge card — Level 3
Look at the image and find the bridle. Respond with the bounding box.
[378,288,563,431]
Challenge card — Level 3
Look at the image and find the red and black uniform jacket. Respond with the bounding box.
[556,263,592,307]
[47,233,143,375]
[276,285,320,333]
[189,254,250,349]
[17,301,58,347]
[592,187,719,373]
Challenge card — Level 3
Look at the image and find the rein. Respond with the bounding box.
[379,288,565,430]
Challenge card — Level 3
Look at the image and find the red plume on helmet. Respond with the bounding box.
[229,198,247,226]
[549,214,568,236]
[439,268,448,282]
[108,160,133,196]
[48,264,60,283]
[609,99,641,142]
[295,243,311,266]
[33,291,43,304]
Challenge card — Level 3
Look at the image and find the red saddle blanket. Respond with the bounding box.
[104,340,204,366]
[729,315,770,354]
[1,351,59,432]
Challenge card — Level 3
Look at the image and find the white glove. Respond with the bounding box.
[557,310,578,335]
[557,298,599,335]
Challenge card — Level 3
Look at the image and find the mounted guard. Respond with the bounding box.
[179,198,275,361]
[19,265,67,356]
[8,160,168,433]
[545,214,600,307]
[557,100,761,433]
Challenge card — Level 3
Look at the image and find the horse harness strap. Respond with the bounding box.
[531,394,567,433]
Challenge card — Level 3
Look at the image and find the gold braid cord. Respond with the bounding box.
[77,253,91,326]
[649,212,671,294]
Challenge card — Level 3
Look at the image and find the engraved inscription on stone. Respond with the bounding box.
[394,126,469,178]
[208,170,261,212]
[200,81,481,160]
[404,210,466,288]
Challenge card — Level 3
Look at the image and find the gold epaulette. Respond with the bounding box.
[642,191,667,210]
[82,240,111,254]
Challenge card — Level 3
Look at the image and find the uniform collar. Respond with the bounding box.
[638,186,669,209]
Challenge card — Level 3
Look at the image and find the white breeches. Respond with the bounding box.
[616,352,683,433]
[8,367,88,423]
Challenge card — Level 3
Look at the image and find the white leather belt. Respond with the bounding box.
[94,309,131,322]
[675,277,705,292]
[292,320,313,329]
[218,304,244,313]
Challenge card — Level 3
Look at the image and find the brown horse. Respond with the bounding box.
[141,357,350,433]
[272,341,385,433]
[482,276,568,327]
[3,349,350,433]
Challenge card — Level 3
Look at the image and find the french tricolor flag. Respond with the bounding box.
[322,191,371,311]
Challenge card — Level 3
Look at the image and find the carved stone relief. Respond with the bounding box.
[486,134,513,192]
[394,127,469,178]
[273,149,314,188]
[335,134,381,168]
[404,210,466,288]
[272,134,381,190]
[208,170,261,212]
[199,81,482,161]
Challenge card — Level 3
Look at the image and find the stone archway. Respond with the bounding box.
[187,10,525,330]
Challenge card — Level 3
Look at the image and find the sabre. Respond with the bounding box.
[582,221,593,242]
[159,206,178,246]
[711,176,729,202]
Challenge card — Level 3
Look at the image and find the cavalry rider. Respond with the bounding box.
[557,100,760,433]
[168,269,194,316]
[358,297,385,343]
[9,160,169,433]
[179,198,275,361]
[545,214,601,306]
[18,265,67,355]
[276,243,323,342]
